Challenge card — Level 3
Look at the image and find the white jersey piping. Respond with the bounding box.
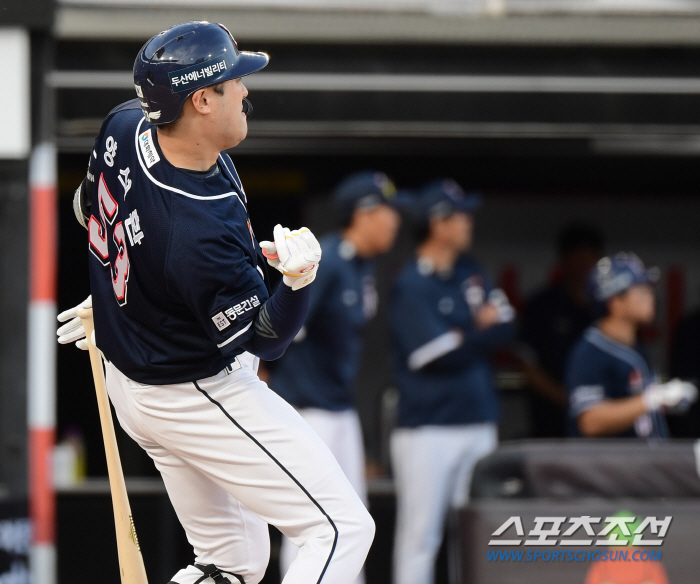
[217,321,253,348]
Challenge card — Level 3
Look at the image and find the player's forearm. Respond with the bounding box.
[576,396,647,437]
[411,322,515,373]
[245,283,310,361]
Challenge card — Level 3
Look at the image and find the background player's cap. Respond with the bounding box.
[415,178,481,221]
[133,21,269,125]
[589,252,660,302]
[333,171,399,224]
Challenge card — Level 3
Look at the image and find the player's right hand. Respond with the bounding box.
[643,379,698,414]
[57,295,93,350]
[260,225,322,291]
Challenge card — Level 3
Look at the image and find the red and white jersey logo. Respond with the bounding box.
[629,368,644,393]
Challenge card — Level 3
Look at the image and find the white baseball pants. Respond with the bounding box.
[390,423,497,584]
[105,353,375,584]
[279,408,367,584]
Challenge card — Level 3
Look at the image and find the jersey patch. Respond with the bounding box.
[212,312,230,331]
[138,128,160,168]
[211,294,261,332]
[224,295,261,322]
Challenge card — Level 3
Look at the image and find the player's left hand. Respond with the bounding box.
[57,295,93,350]
[260,225,322,291]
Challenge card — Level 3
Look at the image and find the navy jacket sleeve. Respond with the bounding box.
[566,343,607,417]
[424,324,515,373]
[392,280,515,373]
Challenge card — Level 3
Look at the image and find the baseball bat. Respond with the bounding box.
[77,307,149,584]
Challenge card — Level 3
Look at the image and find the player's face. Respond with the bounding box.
[353,204,401,256]
[618,284,656,324]
[438,211,473,252]
[367,205,401,254]
[210,78,249,149]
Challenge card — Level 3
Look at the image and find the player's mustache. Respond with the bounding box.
[242,98,253,118]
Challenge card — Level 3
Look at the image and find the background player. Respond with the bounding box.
[269,171,401,584]
[567,252,697,438]
[389,179,515,584]
[57,21,374,584]
[517,223,603,437]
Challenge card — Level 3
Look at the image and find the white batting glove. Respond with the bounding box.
[260,225,322,291]
[643,379,698,414]
[487,288,515,323]
[57,295,93,350]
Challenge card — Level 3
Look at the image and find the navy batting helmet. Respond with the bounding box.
[133,21,269,125]
[589,252,659,304]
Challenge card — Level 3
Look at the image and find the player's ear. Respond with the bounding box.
[190,89,212,115]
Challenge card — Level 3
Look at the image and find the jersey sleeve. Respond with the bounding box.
[566,344,608,418]
[165,201,269,357]
[391,273,514,372]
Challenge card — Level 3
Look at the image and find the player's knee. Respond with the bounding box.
[342,501,375,556]
[357,506,376,552]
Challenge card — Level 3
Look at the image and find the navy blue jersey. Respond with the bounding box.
[86,100,271,384]
[390,256,514,428]
[566,327,668,438]
[270,234,376,410]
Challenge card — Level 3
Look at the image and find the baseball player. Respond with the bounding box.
[566,252,698,438]
[55,21,374,584]
[270,171,401,584]
[389,180,515,584]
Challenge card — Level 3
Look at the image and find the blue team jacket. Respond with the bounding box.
[391,256,514,428]
[271,233,375,410]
